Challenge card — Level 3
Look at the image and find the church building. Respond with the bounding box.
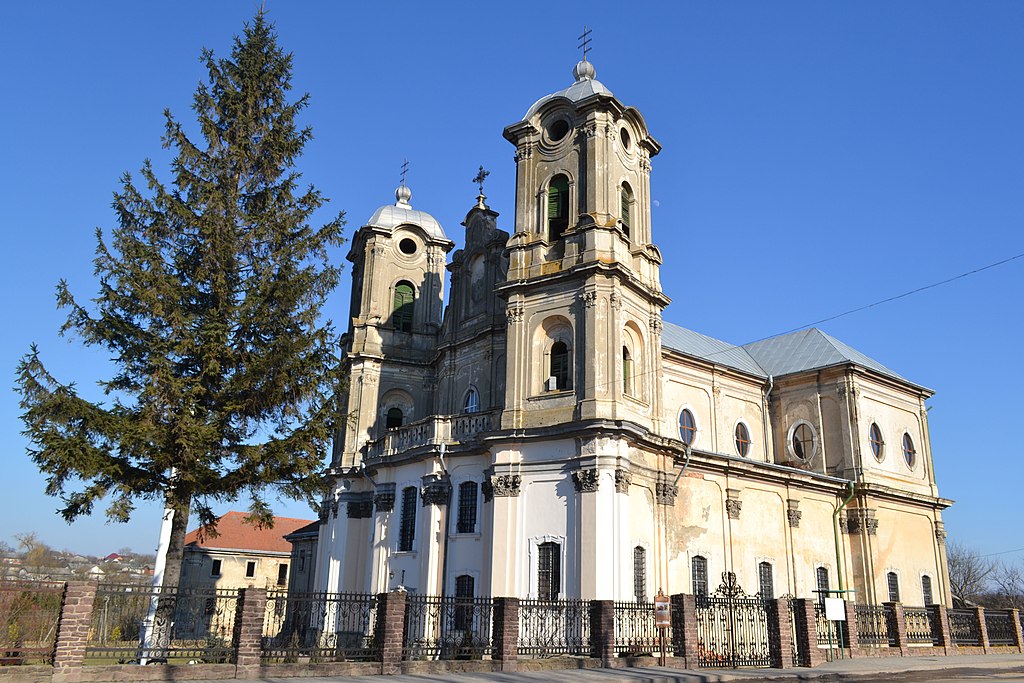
[313,59,952,608]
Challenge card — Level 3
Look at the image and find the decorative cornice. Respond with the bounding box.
[572,468,600,493]
[374,483,396,512]
[614,468,632,493]
[421,483,451,507]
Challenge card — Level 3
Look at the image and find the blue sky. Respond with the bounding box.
[1,2,1022,559]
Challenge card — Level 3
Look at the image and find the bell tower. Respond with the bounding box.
[499,60,669,432]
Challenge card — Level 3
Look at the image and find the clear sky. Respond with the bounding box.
[1,2,1022,560]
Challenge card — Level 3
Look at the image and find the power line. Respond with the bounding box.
[981,546,1024,558]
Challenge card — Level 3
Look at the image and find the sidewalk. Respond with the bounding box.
[242,654,1024,683]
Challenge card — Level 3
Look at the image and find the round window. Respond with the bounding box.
[902,433,917,468]
[735,422,750,457]
[679,409,696,446]
[869,423,884,460]
[399,238,417,255]
[547,118,570,142]
[620,127,631,150]
[791,423,815,460]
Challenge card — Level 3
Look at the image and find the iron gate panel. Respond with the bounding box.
[695,572,773,668]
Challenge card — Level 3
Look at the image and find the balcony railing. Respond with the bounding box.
[365,411,497,460]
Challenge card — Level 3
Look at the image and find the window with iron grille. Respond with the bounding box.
[633,546,646,602]
[816,566,830,603]
[457,481,478,533]
[887,572,900,603]
[399,487,417,552]
[454,574,475,630]
[691,555,708,597]
[922,575,933,605]
[538,541,560,600]
[758,561,774,598]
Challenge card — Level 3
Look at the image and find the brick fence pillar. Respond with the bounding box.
[232,587,266,678]
[975,606,990,653]
[375,591,407,675]
[842,600,859,654]
[769,598,792,669]
[590,600,615,666]
[1009,608,1023,653]
[492,597,519,671]
[52,581,97,683]
[884,602,909,656]
[929,604,955,654]
[670,593,698,668]
[793,599,824,667]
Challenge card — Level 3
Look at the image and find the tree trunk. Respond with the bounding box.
[147,492,191,662]
[160,492,191,591]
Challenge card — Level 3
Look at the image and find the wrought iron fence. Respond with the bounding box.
[694,574,772,668]
[787,600,802,666]
[902,607,935,645]
[814,602,838,647]
[948,608,982,646]
[984,610,1017,646]
[612,601,662,656]
[854,604,889,647]
[0,580,63,665]
[402,594,492,660]
[517,599,591,658]
[86,584,238,664]
[262,590,378,662]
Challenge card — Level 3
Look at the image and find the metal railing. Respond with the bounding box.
[853,604,889,646]
[948,609,982,646]
[518,599,591,658]
[365,411,497,460]
[402,594,492,660]
[902,607,936,645]
[814,602,838,647]
[86,584,238,664]
[262,590,378,662]
[0,580,63,665]
[984,610,1017,646]
[612,601,661,656]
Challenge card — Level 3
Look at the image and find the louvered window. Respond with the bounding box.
[622,347,634,395]
[547,175,569,241]
[621,183,633,238]
[399,487,417,552]
[392,281,415,332]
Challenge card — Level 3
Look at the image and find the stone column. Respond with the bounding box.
[1008,608,1023,653]
[843,600,859,654]
[590,599,615,666]
[492,597,519,671]
[769,598,793,669]
[793,598,824,667]
[929,604,955,654]
[670,593,698,667]
[51,581,96,683]
[975,606,990,653]
[884,602,909,656]
[233,587,267,678]
[375,590,407,674]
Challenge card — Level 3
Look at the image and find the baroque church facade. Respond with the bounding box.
[313,59,952,608]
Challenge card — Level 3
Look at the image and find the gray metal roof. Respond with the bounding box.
[365,185,448,241]
[661,322,767,377]
[523,60,613,120]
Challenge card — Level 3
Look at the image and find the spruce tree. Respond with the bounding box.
[15,12,343,592]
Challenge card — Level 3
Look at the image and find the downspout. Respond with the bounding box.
[437,443,452,598]
[833,481,856,592]
[762,375,774,463]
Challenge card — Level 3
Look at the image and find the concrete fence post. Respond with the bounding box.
[793,599,823,667]
[375,591,407,674]
[492,597,519,671]
[975,606,990,653]
[589,600,615,666]
[884,602,909,656]
[232,587,266,678]
[670,593,698,668]
[51,581,97,683]
[768,598,793,669]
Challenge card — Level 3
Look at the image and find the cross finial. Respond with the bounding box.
[473,165,490,195]
[400,159,409,187]
[578,25,592,62]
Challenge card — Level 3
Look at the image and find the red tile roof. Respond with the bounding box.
[184,511,315,553]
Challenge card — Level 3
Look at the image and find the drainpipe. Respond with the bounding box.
[672,442,693,488]
[833,481,856,592]
[437,443,452,598]
[762,375,774,463]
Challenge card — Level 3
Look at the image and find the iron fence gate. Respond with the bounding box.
[695,572,773,668]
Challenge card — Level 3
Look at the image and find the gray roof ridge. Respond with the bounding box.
[661,320,767,377]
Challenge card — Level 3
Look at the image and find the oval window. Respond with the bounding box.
[547,118,570,142]
[902,433,917,468]
[869,423,884,460]
[399,238,417,255]
[679,409,696,446]
[791,423,815,460]
[735,422,750,457]
[620,127,631,150]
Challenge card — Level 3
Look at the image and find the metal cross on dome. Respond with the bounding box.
[473,165,490,195]
[578,26,592,61]
[400,159,409,187]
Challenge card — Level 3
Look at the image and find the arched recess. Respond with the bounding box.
[534,315,574,393]
[391,280,416,332]
[546,173,571,242]
[620,181,634,239]
[379,389,414,433]
[622,321,644,399]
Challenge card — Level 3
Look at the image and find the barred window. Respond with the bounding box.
[758,561,774,598]
[816,566,830,603]
[691,555,708,597]
[922,575,933,606]
[399,487,417,552]
[456,481,478,534]
[393,281,415,332]
[887,572,900,603]
[538,541,561,600]
[633,546,646,602]
[454,574,475,630]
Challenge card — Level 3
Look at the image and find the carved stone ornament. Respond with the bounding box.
[614,468,632,493]
[505,305,525,325]
[787,509,802,528]
[374,483,396,512]
[581,291,598,308]
[572,468,600,493]
[514,143,534,163]
[421,484,451,507]
[347,500,373,519]
[726,499,743,520]
[609,292,622,310]
[370,245,386,257]
[934,521,947,544]
[577,122,598,139]
[487,474,521,499]
[845,509,878,536]
[639,156,652,174]
[649,315,663,335]
[605,123,617,141]
[656,481,677,506]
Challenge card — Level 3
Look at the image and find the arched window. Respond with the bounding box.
[538,541,561,600]
[457,481,478,534]
[633,546,646,602]
[463,388,480,414]
[399,487,417,552]
[550,341,570,390]
[385,407,404,430]
[887,572,900,603]
[622,346,634,395]
[679,409,697,446]
[758,561,774,598]
[620,182,634,238]
[921,575,933,606]
[691,555,708,597]
[392,281,415,332]
[735,422,751,457]
[547,174,570,241]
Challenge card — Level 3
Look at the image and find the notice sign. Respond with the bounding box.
[824,597,846,621]
[654,594,671,627]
